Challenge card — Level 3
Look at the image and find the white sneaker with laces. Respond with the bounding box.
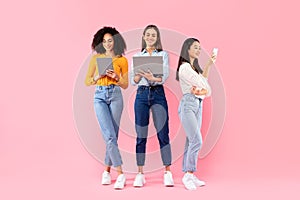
[133,173,146,187]
[164,171,174,187]
[114,174,126,189]
[192,175,205,187]
[182,173,197,190]
[101,171,111,185]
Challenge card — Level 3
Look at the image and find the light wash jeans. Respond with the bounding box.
[178,94,203,172]
[94,85,123,167]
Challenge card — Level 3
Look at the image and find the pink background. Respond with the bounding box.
[1,0,299,199]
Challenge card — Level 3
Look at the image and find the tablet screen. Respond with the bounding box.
[96,57,113,75]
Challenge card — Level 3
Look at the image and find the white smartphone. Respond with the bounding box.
[212,48,218,57]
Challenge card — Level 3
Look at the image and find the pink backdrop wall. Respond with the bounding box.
[1,0,299,199]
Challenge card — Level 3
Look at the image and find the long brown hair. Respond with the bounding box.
[141,24,163,52]
[176,38,203,81]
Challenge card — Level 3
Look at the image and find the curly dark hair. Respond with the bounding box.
[91,26,127,56]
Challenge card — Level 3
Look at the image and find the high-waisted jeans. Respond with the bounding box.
[178,94,203,172]
[94,85,123,167]
[134,85,172,166]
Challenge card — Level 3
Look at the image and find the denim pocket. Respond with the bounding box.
[137,87,146,95]
[94,88,106,95]
[154,87,165,96]
[112,85,121,94]
[94,89,106,101]
[184,101,198,112]
[182,95,200,113]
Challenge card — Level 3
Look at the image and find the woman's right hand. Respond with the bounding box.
[134,73,142,83]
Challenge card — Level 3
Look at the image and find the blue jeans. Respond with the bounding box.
[178,94,203,172]
[134,85,172,166]
[94,85,123,167]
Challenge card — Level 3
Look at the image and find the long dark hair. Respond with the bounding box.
[91,26,126,56]
[141,24,163,52]
[176,38,203,81]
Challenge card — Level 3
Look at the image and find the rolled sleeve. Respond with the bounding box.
[155,51,169,85]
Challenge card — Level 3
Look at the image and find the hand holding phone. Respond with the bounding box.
[211,48,218,63]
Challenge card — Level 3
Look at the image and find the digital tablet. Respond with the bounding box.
[96,57,113,75]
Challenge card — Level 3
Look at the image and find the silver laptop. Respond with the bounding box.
[133,56,163,76]
[96,57,114,75]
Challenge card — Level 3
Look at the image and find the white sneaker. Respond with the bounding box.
[114,174,126,189]
[182,173,197,190]
[101,171,111,185]
[191,175,205,187]
[133,173,146,187]
[164,171,174,187]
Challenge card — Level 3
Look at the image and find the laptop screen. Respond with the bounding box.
[133,56,163,76]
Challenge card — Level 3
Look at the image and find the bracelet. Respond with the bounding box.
[93,75,98,81]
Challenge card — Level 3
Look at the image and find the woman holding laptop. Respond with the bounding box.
[85,26,128,189]
[176,38,216,190]
[130,24,174,187]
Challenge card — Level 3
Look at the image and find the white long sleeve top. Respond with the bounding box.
[178,62,211,99]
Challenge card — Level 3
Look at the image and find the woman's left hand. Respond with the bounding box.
[191,86,208,95]
[106,69,119,81]
[138,69,155,81]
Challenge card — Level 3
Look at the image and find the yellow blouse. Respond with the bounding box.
[85,54,128,88]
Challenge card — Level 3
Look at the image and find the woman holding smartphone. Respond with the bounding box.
[130,24,174,187]
[85,26,128,189]
[176,38,216,190]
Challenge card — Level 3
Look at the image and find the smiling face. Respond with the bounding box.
[102,33,114,52]
[188,41,201,59]
[143,28,158,48]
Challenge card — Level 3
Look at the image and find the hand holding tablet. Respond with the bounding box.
[96,57,114,75]
[106,69,119,81]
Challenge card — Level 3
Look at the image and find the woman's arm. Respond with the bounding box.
[180,63,211,97]
[191,86,208,96]
[156,51,169,84]
[180,63,207,89]
[130,55,142,85]
[202,53,216,78]
[85,56,97,86]
[117,58,129,89]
